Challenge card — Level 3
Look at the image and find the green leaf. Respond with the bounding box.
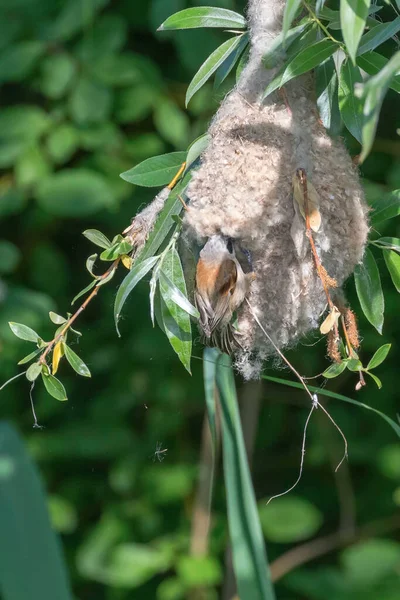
[0,41,45,83]
[338,59,364,143]
[158,7,246,31]
[0,423,73,599]
[100,240,132,261]
[83,229,112,250]
[46,124,79,165]
[185,134,210,170]
[263,21,311,69]
[85,254,98,278]
[367,343,391,370]
[36,170,114,217]
[71,280,97,306]
[41,373,68,401]
[114,256,160,336]
[49,312,67,325]
[322,361,347,378]
[159,248,192,373]
[214,33,249,88]
[354,248,384,333]
[357,16,400,56]
[373,237,400,252]
[346,358,363,372]
[18,348,43,365]
[357,52,400,94]
[365,371,382,389]
[262,375,400,438]
[216,354,275,600]
[137,173,192,263]
[316,57,342,136]
[159,271,199,319]
[63,344,91,378]
[263,39,338,97]
[370,190,400,224]
[186,35,246,106]
[120,152,187,187]
[26,363,42,382]
[259,497,322,543]
[39,53,76,99]
[0,240,21,274]
[203,347,220,453]
[383,249,400,292]
[282,0,302,39]
[341,539,400,585]
[360,51,400,163]
[340,0,371,63]
[69,76,112,124]
[9,322,40,343]
[153,100,190,148]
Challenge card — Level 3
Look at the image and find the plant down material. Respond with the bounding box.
[184,0,369,379]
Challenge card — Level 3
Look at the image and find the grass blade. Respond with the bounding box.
[262,375,400,438]
[216,354,275,600]
[0,423,73,599]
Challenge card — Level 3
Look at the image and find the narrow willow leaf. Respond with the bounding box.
[367,343,391,370]
[263,21,310,69]
[322,361,347,378]
[159,247,192,373]
[120,152,187,187]
[373,237,400,252]
[97,266,117,287]
[0,423,73,600]
[214,33,249,88]
[149,266,159,327]
[282,0,302,39]
[159,270,200,318]
[137,173,192,263]
[52,341,63,375]
[63,344,91,377]
[41,373,67,401]
[354,248,384,333]
[262,375,400,437]
[316,57,342,136]
[370,190,400,224]
[217,355,275,600]
[357,16,400,56]
[9,322,40,343]
[360,51,400,162]
[383,249,400,292]
[114,255,160,336]
[26,362,42,382]
[236,44,250,82]
[357,52,400,94]
[18,347,43,365]
[158,7,246,31]
[346,358,363,372]
[186,35,245,106]
[185,134,210,170]
[71,279,97,306]
[49,312,67,325]
[365,371,382,389]
[82,229,112,249]
[86,254,98,277]
[264,39,338,97]
[340,0,371,63]
[338,59,364,143]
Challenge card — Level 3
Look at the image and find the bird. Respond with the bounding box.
[194,234,255,354]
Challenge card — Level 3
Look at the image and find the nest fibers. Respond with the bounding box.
[183,0,369,379]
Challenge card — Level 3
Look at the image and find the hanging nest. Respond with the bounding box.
[182,0,369,379]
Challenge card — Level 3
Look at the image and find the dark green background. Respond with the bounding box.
[0,0,399,598]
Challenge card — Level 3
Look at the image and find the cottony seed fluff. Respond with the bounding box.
[183,0,369,379]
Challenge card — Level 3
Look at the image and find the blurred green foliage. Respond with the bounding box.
[1,0,400,598]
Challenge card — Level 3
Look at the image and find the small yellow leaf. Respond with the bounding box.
[52,341,64,375]
[320,306,341,335]
[292,173,321,232]
[121,255,132,270]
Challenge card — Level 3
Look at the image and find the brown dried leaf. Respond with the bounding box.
[292,173,321,232]
[320,306,341,335]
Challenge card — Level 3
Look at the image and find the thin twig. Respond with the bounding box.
[0,371,26,391]
[270,515,400,582]
[39,258,120,365]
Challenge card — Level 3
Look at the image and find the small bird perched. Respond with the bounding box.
[195,235,255,354]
